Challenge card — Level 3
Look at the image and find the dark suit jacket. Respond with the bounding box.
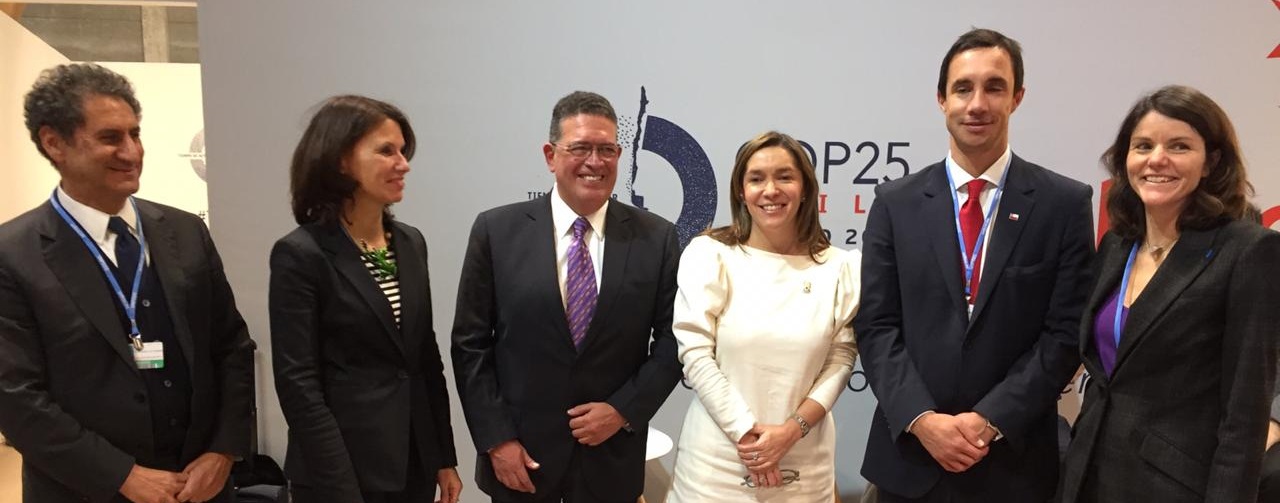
[1059,221,1280,503]
[451,196,682,501]
[269,220,458,500]
[854,156,1094,500]
[0,199,255,503]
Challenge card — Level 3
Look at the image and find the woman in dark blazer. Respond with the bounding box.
[270,95,461,503]
[1059,85,1280,503]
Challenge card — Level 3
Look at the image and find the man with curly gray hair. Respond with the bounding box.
[0,63,255,503]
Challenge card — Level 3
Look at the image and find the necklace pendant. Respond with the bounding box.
[803,281,811,293]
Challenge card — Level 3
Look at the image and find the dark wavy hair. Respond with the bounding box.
[289,95,415,225]
[937,28,1024,97]
[1102,85,1255,240]
[24,63,142,163]
[706,131,830,261]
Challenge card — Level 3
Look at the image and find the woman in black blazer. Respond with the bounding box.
[1059,85,1280,503]
[270,95,461,503]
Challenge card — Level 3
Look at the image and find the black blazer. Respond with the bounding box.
[269,220,457,500]
[854,156,1094,500]
[451,196,683,501]
[0,200,255,503]
[1059,221,1280,503]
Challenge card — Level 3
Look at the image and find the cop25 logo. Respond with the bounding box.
[624,87,716,249]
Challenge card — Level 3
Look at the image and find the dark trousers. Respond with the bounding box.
[291,437,431,503]
[291,481,428,503]
[291,469,428,503]
[1261,443,1280,503]
[492,452,633,503]
[877,482,1047,503]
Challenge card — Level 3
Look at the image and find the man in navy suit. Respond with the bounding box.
[854,29,1094,502]
[452,91,682,502]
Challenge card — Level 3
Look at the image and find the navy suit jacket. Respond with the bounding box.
[451,195,682,501]
[854,156,1094,500]
[0,199,255,503]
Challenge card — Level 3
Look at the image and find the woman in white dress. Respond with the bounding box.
[666,131,860,502]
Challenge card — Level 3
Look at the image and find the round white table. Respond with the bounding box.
[645,427,673,461]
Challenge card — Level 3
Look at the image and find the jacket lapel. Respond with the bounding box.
[579,203,630,353]
[525,197,576,351]
[1080,234,1130,382]
[39,203,137,373]
[139,202,197,378]
[392,222,425,363]
[312,221,405,356]
[923,163,969,325]
[1112,227,1219,372]
[968,157,1035,329]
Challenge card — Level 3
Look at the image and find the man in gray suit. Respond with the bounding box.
[0,63,255,503]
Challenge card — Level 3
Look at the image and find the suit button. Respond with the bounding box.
[142,299,151,307]
[169,418,180,427]
[134,393,146,403]
[397,370,409,379]
[163,379,173,388]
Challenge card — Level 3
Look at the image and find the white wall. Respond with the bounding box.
[1,13,67,222]
[197,1,1280,500]
[1,21,206,223]
[98,61,207,219]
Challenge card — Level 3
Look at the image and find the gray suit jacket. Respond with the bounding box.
[1060,220,1280,503]
[0,199,255,503]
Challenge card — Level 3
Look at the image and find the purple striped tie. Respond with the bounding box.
[566,217,597,350]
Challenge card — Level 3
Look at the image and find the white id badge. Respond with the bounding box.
[132,341,165,370]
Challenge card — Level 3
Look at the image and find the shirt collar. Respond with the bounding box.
[550,184,608,240]
[55,185,139,242]
[946,146,1012,192]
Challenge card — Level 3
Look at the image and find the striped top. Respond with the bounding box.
[360,249,401,327]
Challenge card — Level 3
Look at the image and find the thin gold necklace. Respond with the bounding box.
[1144,238,1177,262]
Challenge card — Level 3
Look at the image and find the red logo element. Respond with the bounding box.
[1273,1,1280,58]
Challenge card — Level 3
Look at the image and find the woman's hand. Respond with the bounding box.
[736,422,802,486]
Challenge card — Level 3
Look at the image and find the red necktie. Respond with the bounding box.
[960,179,987,303]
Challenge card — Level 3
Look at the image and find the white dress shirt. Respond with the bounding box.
[907,147,1013,438]
[549,185,606,309]
[943,145,1012,289]
[55,185,149,266]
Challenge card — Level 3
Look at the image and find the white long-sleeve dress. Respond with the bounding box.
[666,236,860,502]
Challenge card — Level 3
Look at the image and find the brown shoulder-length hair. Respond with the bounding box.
[1102,85,1254,240]
[705,131,829,261]
[289,95,416,225]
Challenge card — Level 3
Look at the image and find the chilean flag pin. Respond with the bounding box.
[1008,213,1020,221]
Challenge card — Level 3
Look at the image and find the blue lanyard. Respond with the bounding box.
[1114,243,1140,347]
[943,157,1010,303]
[49,189,147,350]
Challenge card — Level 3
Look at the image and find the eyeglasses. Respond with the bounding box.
[739,469,800,488]
[552,142,622,160]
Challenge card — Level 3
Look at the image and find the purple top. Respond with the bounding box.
[1092,286,1127,376]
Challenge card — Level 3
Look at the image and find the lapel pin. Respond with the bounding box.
[1008,213,1020,221]
[803,281,812,293]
